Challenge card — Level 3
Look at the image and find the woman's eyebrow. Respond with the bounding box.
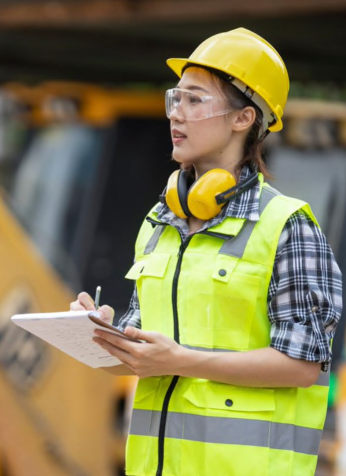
[176,84,209,93]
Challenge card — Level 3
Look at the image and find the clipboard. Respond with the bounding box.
[11,309,141,368]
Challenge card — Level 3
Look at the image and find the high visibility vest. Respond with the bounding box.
[125,178,330,476]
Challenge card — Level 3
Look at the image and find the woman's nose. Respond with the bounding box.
[169,104,185,122]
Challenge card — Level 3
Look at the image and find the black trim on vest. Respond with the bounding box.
[200,230,233,240]
[146,216,165,227]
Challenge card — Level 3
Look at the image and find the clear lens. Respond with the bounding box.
[165,88,231,122]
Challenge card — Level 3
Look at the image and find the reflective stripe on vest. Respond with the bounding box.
[219,185,277,257]
[144,224,166,254]
[130,409,322,456]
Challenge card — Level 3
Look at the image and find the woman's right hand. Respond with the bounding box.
[70,292,115,325]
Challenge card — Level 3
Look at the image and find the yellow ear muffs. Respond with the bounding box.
[187,169,237,220]
[164,168,258,221]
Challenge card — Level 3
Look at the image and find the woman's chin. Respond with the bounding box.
[172,150,195,165]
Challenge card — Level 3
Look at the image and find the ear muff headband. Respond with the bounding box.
[215,172,259,205]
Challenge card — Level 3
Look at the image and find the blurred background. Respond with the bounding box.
[0,1,345,475]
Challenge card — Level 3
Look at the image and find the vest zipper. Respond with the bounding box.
[156,235,192,476]
[156,375,179,476]
[172,236,192,341]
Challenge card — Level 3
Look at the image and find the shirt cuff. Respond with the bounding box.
[116,308,141,332]
[270,321,331,372]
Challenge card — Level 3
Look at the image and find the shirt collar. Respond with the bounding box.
[221,164,261,222]
[154,164,261,231]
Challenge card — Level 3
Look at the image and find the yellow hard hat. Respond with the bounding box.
[167,27,289,132]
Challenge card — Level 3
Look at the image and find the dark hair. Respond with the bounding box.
[179,64,273,180]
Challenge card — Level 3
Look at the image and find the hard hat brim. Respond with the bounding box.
[166,57,283,132]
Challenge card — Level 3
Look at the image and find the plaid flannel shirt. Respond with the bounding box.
[118,166,343,371]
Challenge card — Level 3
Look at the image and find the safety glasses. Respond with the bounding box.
[165,88,231,122]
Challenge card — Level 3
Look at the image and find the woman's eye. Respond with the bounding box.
[172,95,181,105]
[188,95,202,104]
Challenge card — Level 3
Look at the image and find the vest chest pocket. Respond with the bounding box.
[185,257,261,350]
[125,253,171,332]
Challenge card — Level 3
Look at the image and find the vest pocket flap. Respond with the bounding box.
[125,261,146,280]
[211,256,239,283]
[183,382,275,413]
[133,377,160,403]
[140,253,171,278]
[125,254,171,280]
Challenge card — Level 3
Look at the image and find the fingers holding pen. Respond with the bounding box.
[69,285,116,334]
[70,300,87,311]
[97,305,115,325]
[78,291,96,310]
[70,292,95,311]
[70,287,115,325]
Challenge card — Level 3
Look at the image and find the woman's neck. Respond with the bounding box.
[193,148,243,181]
[194,161,241,182]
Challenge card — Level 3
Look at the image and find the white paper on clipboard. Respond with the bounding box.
[11,310,139,368]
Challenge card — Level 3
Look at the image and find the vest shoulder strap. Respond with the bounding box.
[134,203,163,257]
[219,184,278,258]
[243,183,320,268]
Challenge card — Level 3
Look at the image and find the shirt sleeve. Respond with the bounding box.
[115,283,142,331]
[268,210,343,372]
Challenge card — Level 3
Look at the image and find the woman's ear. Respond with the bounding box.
[231,106,256,133]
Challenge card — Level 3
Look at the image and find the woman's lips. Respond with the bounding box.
[172,136,186,144]
[171,129,187,144]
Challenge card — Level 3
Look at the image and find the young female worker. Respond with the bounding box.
[71,28,342,476]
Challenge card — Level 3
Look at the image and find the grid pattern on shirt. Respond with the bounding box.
[117,166,342,371]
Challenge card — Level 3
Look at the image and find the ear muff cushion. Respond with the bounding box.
[177,169,192,217]
[187,169,236,220]
[165,169,190,218]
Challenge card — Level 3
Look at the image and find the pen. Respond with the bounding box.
[94,286,101,310]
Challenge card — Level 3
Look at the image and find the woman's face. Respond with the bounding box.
[170,67,234,168]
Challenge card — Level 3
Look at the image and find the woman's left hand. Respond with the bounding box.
[93,326,183,378]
